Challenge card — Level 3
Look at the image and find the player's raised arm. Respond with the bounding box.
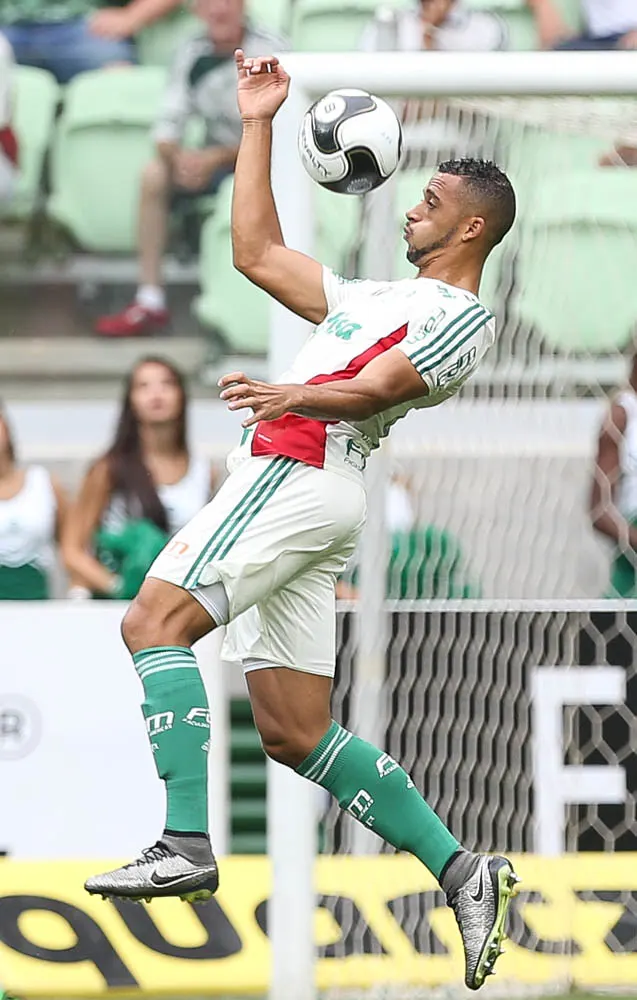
[231,50,328,325]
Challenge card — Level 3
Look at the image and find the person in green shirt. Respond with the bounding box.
[0,0,183,83]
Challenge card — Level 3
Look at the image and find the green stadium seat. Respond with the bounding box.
[194,176,361,350]
[291,0,412,51]
[48,67,166,252]
[1,66,59,221]
[136,7,200,66]
[247,0,291,35]
[515,170,637,352]
[193,176,270,351]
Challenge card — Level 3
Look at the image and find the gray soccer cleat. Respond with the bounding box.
[85,838,219,904]
[446,854,519,990]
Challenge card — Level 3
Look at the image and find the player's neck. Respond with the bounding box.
[416,258,482,295]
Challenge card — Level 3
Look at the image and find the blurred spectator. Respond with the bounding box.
[95,0,286,338]
[338,473,479,599]
[0,33,16,204]
[361,0,507,52]
[590,352,637,597]
[62,356,218,599]
[527,0,637,50]
[0,0,183,85]
[0,407,68,599]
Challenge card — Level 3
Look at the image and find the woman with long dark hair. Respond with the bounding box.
[0,408,68,599]
[63,356,217,599]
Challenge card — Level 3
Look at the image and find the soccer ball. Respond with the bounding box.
[298,88,403,195]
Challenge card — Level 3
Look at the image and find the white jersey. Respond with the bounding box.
[583,0,637,38]
[101,457,212,537]
[228,268,495,483]
[0,465,56,571]
[614,389,637,520]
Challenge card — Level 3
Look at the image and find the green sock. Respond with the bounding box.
[298,720,460,878]
[133,646,209,834]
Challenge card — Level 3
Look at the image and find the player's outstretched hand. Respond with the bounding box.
[235,49,290,122]
[219,372,301,427]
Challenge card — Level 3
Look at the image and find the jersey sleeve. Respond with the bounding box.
[397,300,494,392]
[322,267,379,312]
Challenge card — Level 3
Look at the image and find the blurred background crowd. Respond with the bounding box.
[1,0,637,611]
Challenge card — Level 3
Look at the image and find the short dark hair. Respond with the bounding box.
[438,158,516,251]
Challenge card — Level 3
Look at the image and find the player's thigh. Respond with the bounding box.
[148,456,365,620]
[224,567,342,758]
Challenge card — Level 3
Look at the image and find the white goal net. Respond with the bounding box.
[266,53,637,1000]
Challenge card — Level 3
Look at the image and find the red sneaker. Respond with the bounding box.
[94,303,170,338]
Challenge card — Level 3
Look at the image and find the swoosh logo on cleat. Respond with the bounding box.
[150,868,214,888]
[469,867,486,904]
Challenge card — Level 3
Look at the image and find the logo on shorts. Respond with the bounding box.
[183,707,210,728]
[166,539,189,557]
[146,711,174,736]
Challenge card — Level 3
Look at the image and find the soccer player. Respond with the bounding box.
[86,51,518,990]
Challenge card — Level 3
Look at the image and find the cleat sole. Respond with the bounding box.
[470,863,520,991]
[179,887,215,904]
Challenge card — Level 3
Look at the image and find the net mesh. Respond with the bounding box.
[315,90,637,997]
[321,93,637,602]
[322,606,637,994]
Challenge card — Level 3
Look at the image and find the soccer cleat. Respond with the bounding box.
[94,303,170,338]
[84,839,218,903]
[446,854,519,990]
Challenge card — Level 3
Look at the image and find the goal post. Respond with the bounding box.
[267,52,637,1000]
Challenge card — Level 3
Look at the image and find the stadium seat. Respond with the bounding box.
[136,8,199,66]
[291,0,412,51]
[247,0,291,35]
[515,170,637,352]
[48,67,166,252]
[193,176,270,351]
[1,66,59,221]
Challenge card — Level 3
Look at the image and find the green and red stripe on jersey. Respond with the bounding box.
[251,323,409,468]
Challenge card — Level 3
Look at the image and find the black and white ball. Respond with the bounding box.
[298,88,403,195]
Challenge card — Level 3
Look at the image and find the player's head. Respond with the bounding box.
[0,409,15,464]
[102,358,190,532]
[403,158,516,267]
[196,0,244,47]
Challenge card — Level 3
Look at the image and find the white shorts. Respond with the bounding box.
[148,456,366,677]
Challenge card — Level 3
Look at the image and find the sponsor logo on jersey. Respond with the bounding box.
[436,346,478,387]
[324,311,362,341]
[345,439,367,471]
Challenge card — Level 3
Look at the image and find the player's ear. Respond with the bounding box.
[461,216,485,243]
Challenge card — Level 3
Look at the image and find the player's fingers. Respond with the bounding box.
[234,48,248,77]
[218,371,247,388]
[247,55,279,75]
[227,396,256,411]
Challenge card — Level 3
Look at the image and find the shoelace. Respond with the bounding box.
[123,841,175,870]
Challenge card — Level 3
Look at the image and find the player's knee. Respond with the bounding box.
[258,722,319,769]
[121,578,213,653]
